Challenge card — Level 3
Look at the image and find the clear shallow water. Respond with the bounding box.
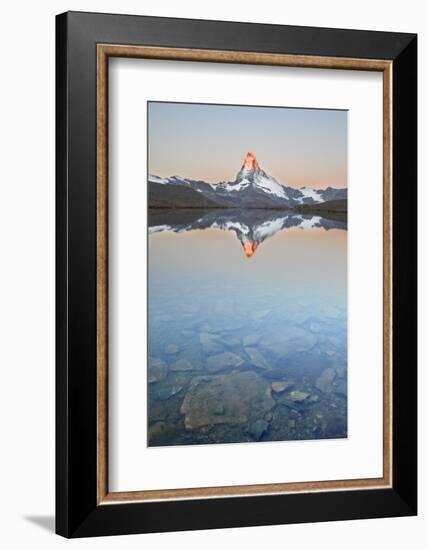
[148,209,347,446]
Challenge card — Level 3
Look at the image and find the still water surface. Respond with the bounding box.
[148,209,347,446]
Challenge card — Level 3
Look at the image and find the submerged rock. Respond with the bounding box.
[271,380,294,393]
[301,316,325,334]
[315,367,336,393]
[221,321,246,331]
[221,335,241,348]
[260,325,317,357]
[151,382,184,401]
[171,358,194,372]
[262,368,291,381]
[148,357,168,383]
[148,421,166,441]
[333,378,347,397]
[335,367,346,379]
[288,390,310,402]
[244,347,270,370]
[200,332,216,344]
[242,334,261,346]
[206,352,244,373]
[180,371,275,430]
[249,419,269,440]
[199,332,223,355]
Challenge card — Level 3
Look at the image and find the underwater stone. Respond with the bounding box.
[180,371,275,430]
[244,347,270,370]
[148,421,166,441]
[335,367,346,379]
[262,368,291,381]
[249,419,269,440]
[206,352,244,373]
[260,325,317,357]
[221,335,241,348]
[200,332,217,344]
[333,379,347,397]
[242,334,261,346]
[315,367,336,393]
[151,382,184,401]
[170,358,194,372]
[271,381,294,393]
[288,390,310,402]
[199,332,223,354]
[148,357,168,383]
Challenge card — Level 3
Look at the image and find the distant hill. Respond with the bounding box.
[296,199,347,224]
[297,199,347,214]
[148,182,223,209]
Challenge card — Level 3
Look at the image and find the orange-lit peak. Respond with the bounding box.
[243,152,260,171]
[243,241,258,258]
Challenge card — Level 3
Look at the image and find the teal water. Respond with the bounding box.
[148,209,347,446]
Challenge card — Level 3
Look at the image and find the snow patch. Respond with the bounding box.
[148,224,172,234]
[148,174,170,184]
[253,173,288,199]
[253,217,286,240]
[222,179,250,192]
[297,216,322,229]
[295,187,323,203]
[223,221,250,234]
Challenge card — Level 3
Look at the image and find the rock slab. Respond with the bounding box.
[315,367,336,393]
[206,352,244,373]
[180,371,275,430]
[271,380,294,393]
[244,347,271,370]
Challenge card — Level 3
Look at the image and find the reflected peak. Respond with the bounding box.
[243,240,258,258]
[148,208,347,259]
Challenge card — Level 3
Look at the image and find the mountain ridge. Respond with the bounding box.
[149,152,347,210]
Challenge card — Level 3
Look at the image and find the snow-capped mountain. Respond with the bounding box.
[148,152,347,209]
[215,152,289,199]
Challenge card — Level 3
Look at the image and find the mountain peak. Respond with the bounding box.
[242,152,260,172]
[243,240,258,258]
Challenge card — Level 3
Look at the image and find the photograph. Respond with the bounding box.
[147,101,348,446]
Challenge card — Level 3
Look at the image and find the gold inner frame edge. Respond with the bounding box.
[96,44,393,505]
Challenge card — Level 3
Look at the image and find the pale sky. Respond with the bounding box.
[148,101,347,189]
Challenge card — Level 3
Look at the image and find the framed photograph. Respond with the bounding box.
[56,11,417,537]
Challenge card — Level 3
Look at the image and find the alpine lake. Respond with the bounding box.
[148,208,347,447]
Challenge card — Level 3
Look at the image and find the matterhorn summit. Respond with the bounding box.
[241,151,261,172]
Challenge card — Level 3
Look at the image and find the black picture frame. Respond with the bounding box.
[56,11,417,538]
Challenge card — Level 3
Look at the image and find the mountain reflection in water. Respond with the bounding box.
[149,208,347,258]
[148,208,347,446]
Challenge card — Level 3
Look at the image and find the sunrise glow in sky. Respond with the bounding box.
[148,101,347,189]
